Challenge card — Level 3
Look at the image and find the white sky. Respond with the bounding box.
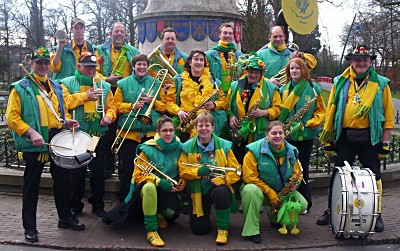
[318,1,357,55]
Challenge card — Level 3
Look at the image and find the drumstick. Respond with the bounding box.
[72,110,75,145]
[27,140,73,150]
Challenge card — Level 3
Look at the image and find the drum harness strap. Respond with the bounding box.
[345,162,366,234]
[38,88,65,125]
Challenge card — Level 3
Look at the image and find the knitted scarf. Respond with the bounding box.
[268,141,286,157]
[211,40,237,53]
[268,42,287,54]
[30,73,50,162]
[74,70,104,136]
[143,133,180,151]
[278,79,308,123]
[319,66,379,143]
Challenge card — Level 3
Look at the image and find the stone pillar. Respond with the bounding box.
[134,0,244,55]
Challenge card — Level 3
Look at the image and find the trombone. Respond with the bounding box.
[93,76,105,117]
[181,162,241,178]
[111,46,128,76]
[134,155,178,185]
[137,68,168,125]
[111,65,167,153]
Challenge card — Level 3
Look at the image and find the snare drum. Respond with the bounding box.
[49,130,92,169]
[329,164,378,238]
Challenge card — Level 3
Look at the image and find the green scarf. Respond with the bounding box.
[278,80,308,123]
[212,40,237,53]
[74,70,104,136]
[320,66,379,143]
[268,141,287,157]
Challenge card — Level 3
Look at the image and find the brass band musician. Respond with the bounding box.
[60,52,117,217]
[257,26,317,86]
[165,50,228,141]
[113,54,166,202]
[228,54,282,162]
[278,57,326,213]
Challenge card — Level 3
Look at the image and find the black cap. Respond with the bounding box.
[345,44,377,61]
[79,52,98,66]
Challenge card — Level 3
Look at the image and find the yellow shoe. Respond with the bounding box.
[157,215,168,229]
[215,229,228,244]
[147,231,165,247]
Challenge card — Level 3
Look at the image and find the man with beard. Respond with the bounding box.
[95,22,140,180]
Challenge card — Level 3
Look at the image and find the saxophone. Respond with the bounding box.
[231,89,263,142]
[176,84,219,133]
[284,87,318,140]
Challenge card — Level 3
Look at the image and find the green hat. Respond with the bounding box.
[31,46,50,62]
[242,54,265,71]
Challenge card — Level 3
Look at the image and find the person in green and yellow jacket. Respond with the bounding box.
[166,50,228,141]
[61,52,117,218]
[241,121,307,243]
[278,57,326,213]
[228,54,282,163]
[113,54,166,202]
[206,23,243,94]
[257,26,317,86]
[6,46,82,243]
[317,44,394,233]
[50,18,95,83]
[178,112,240,245]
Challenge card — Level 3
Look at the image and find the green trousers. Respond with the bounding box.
[240,183,307,236]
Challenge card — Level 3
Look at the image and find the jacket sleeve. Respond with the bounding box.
[382,84,395,129]
[165,82,182,115]
[213,88,228,111]
[267,89,282,120]
[178,152,201,180]
[6,89,30,136]
[305,93,326,129]
[105,91,117,122]
[61,83,89,110]
[301,53,317,71]
[224,149,241,185]
[133,152,157,185]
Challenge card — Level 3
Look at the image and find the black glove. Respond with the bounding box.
[323,141,336,155]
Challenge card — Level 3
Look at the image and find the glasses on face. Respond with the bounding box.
[160,128,174,133]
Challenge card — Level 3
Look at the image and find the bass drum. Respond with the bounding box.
[49,130,92,169]
[329,164,378,238]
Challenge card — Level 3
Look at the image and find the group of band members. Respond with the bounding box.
[5,17,394,247]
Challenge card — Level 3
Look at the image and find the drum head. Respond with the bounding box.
[50,130,91,156]
[330,167,346,237]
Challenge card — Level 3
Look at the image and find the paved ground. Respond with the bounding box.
[0,186,399,251]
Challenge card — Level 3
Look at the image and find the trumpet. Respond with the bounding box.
[181,162,241,178]
[93,76,105,117]
[137,66,168,125]
[111,46,128,76]
[135,155,178,185]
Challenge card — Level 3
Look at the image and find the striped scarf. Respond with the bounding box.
[319,66,379,143]
[278,80,308,123]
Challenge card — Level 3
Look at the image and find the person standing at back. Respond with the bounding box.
[95,22,140,180]
[50,18,95,83]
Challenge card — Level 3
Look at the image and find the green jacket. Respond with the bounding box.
[117,74,161,133]
[10,78,66,152]
[52,41,94,83]
[138,143,182,181]
[257,47,292,79]
[61,76,112,134]
[246,138,298,192]
[95,40,139,77]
